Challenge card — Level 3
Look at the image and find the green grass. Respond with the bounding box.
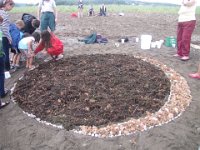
[11,5,200,14]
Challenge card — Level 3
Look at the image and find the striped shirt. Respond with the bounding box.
[0,9,12,42]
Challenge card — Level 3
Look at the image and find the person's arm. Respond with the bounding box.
[54,8,57,22]
[52,0,57,22]
[183,0,196,7]
[34,41,45,54]
[37,1,42,20]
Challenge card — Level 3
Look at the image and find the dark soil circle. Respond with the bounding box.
[13,54,170,130]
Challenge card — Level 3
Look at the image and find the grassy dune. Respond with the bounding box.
[11,5,200,14]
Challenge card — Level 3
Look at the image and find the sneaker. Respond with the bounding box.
[173,54,182,58]
[14,65,20,70]
[10,65,15,70]
[180,56,189,61]
[44,57,53,62]
[1,89,10,98]
[55,54,64,61]
[28,65,36,71]
[0,102,10,109]
[189,73,200,79]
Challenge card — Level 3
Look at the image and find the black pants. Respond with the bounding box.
[0,55,5,97]
[2,37,11,71]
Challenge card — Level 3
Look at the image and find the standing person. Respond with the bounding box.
[9,20,25,70]
[189,64,200,79]
[38,0,57,32]
[21,13,40,34]
[99,3,106,16]
[174,0,197,61]
[0,13,10,106]
[18,32,40,70]
[34,30,63,62]
[88,5,94,16]
[0,0,15,71]
[78,0,83,18]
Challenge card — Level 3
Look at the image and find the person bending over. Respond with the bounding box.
[18,32,40,70]
[34,30,63,62]
[21,13,40,34]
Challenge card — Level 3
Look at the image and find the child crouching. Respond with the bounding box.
[18,32,40,70]
[34,30,64,62]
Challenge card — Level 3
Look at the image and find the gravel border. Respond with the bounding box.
[10,54,192,138]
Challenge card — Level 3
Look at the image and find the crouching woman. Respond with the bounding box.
[34,30,64,61]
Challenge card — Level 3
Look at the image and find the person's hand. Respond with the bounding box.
[55,18,57,23]
[42,50,47,54]
[0,16,3,24]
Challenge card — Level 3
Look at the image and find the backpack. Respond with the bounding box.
[81,32,97,44]
[96,34,108,44]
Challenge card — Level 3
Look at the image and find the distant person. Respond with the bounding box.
[0,0,15,71]
[9,20,25,70]
[88,5,94,16]
[189,64,200,79]
[99,3,106,16]
[18,32,40,70]
[78,0,83,18]
[21,13,40,34]
[38,0,57,32]
[34,30,64,62]
[174,0,197,61]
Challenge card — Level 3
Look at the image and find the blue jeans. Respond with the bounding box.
[40,12,55,32]
[0,55,5,97]
[2,37,11,71]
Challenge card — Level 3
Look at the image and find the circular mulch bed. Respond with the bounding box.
[12,54,170,131]
[12,54,192,138]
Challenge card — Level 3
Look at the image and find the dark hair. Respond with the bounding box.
[32,32,40,43]
[0,0,14,8]
[41,30,51,48]
[32,19,40,28]
[22,32,31,38]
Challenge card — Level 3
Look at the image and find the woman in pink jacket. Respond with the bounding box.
[174,0,196,61]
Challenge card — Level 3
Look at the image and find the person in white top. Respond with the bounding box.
[38,0,57,32]
[99,3,106,16]
[174,0,197,61]
[18,32,40,70]
[77,0,83,18]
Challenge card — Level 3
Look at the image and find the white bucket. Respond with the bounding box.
[121,39,125,44]
[141,35,152,50]
[5,71,11,79]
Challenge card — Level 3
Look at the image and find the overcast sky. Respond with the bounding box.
[13,0,200,5]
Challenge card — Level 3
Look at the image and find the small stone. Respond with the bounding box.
[197,127,200,134]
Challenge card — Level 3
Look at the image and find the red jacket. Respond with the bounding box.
[35,34,63,56]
